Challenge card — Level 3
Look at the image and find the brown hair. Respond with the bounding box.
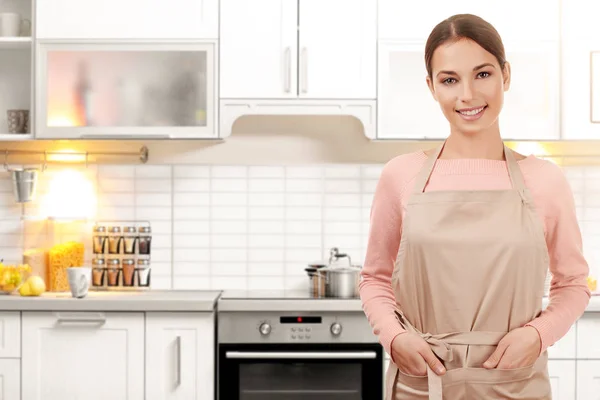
[424,14,506,79]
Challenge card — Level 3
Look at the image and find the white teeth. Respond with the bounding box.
[459,106,485,116]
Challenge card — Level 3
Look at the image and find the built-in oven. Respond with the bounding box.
[217,310,384,400]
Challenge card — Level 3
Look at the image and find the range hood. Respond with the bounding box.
[219,99,377,139]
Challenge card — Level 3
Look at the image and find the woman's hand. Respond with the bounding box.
[391,332,446,376]
[483,326,541,369]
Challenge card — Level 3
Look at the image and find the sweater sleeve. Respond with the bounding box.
[359,161,407,358]
[525,162,591,353]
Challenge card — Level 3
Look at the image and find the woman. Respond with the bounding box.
[359,14,591,400]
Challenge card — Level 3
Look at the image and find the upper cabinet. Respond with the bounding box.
[561,0,600,140]
[36,0,218,39]
[35,41,218,139]
[220,0,376,100]
[376,0,560,140]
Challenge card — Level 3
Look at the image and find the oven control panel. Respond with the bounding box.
[219,312,377,343]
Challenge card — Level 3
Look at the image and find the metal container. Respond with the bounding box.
[305,267,326,298]
[321,265,361,298]
[11,168,38,203]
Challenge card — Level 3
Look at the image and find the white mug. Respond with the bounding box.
[0,13,30,37]
[67,267,91,298]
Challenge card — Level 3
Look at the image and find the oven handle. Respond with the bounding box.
[225,351,377,360]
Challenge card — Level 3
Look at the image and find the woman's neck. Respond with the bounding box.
[440,125,504,160]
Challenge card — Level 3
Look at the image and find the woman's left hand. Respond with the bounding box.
[482,326,541,369]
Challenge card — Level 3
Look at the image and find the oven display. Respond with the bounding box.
[280,316,322,324]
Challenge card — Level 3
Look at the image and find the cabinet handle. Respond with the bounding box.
[55,312,106,326]
[301,47,308,93]
[175,335,181,387]
[284,47,291,93]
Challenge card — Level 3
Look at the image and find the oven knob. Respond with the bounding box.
[330,322,342,336]
[259,323,271,336]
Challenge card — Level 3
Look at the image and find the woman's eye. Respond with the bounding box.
[477,71,490,78]
[442,77,457,85]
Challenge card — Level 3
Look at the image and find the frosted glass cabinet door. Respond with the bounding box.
[36,41,217,139]
[377,42,448,139]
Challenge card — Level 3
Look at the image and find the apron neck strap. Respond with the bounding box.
[413,142,527,194]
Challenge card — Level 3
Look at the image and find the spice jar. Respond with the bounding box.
[108,227,123,254]
[92,226,108,254]
[122,259,135,286]
[138,226,152,255]
[107,259,121,286]
[92,258,106,287]
[123,226,137,254]
[136,259,151,287]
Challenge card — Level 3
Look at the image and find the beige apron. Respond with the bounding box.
[384,143,552,400]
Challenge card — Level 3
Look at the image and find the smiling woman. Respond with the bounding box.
[359,13,591,400]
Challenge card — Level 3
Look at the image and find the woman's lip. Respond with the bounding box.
[456,105,487,121]
[456,105,487,112]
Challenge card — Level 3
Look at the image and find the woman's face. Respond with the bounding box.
[426,38,510,135]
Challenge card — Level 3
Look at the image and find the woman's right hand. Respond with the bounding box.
[391,332,446,376]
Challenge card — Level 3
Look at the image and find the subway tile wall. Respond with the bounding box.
[0,163,598,291]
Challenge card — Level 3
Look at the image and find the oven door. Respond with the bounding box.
[218,343,383,400]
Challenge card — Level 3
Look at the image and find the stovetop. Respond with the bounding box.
[220,290,337,300]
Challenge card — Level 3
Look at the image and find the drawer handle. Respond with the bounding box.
[55,312,106,326]
[175,335,181,387]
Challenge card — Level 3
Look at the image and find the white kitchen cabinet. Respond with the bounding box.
[21,311,145,400]
[35,41,218,139]
[219,0,298,99]
[376,41,559,140]
[36,0,218,39]
[145,312,215,400]
[561,0,600,140]
[220,0,376,100]
[378,0,559,45]
[0,359,21,400]
[0,312,20,358]
[577,360,600,400]
[548,360,576,400]
[576,313,600,359]
[548,324,577,360]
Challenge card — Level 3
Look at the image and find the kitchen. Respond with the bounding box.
[0,0,598,399]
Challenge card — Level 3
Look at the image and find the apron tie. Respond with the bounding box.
[388,310,507,400]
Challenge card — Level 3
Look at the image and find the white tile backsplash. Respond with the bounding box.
[0,163,597,291]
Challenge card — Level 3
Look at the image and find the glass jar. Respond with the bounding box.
[122,259,135,286]
[136,259,151,287]
[138,226,152,255]
[123,226,137,254]
[91,258,106,287]
[92,226,108,254]
[108,226,123,254]
[107,258,121,286]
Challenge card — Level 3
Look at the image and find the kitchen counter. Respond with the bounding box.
[0,290,222,311]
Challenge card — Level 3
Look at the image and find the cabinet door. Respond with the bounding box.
[220,0,298,99]
[577,360,600,400]
[37,0,218,39]
[0,359,20,400]
[21,311,145,400]
[145,312,215,400]
[0,312,20,358]
[548,360,576,400]
[36,41,217,139]
[561,0,600,140]
[548,324,577,360]
[377,42,449,139]
[378,0,558,44]
[299,0,376,99]
[577,313,600,359]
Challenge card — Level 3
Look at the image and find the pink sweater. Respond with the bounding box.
[359,150,591,358]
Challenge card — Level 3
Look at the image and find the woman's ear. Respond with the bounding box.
[426,76,438,102]
[502,61,511,91]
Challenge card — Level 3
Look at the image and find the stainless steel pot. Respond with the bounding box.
[321,265,361,298]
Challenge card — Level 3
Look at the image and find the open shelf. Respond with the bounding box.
[0,37,32,50]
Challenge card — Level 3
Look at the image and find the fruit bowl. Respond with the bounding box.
[0,263,31,294]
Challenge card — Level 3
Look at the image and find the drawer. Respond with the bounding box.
[0,312,20,358]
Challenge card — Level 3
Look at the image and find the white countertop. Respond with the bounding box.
[0,290,222,312]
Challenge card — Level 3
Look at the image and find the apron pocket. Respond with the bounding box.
[394,368,429,399]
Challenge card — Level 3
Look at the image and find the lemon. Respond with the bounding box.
[25,276,46,296]
[587,276,597,292]
[18,282,30,296]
